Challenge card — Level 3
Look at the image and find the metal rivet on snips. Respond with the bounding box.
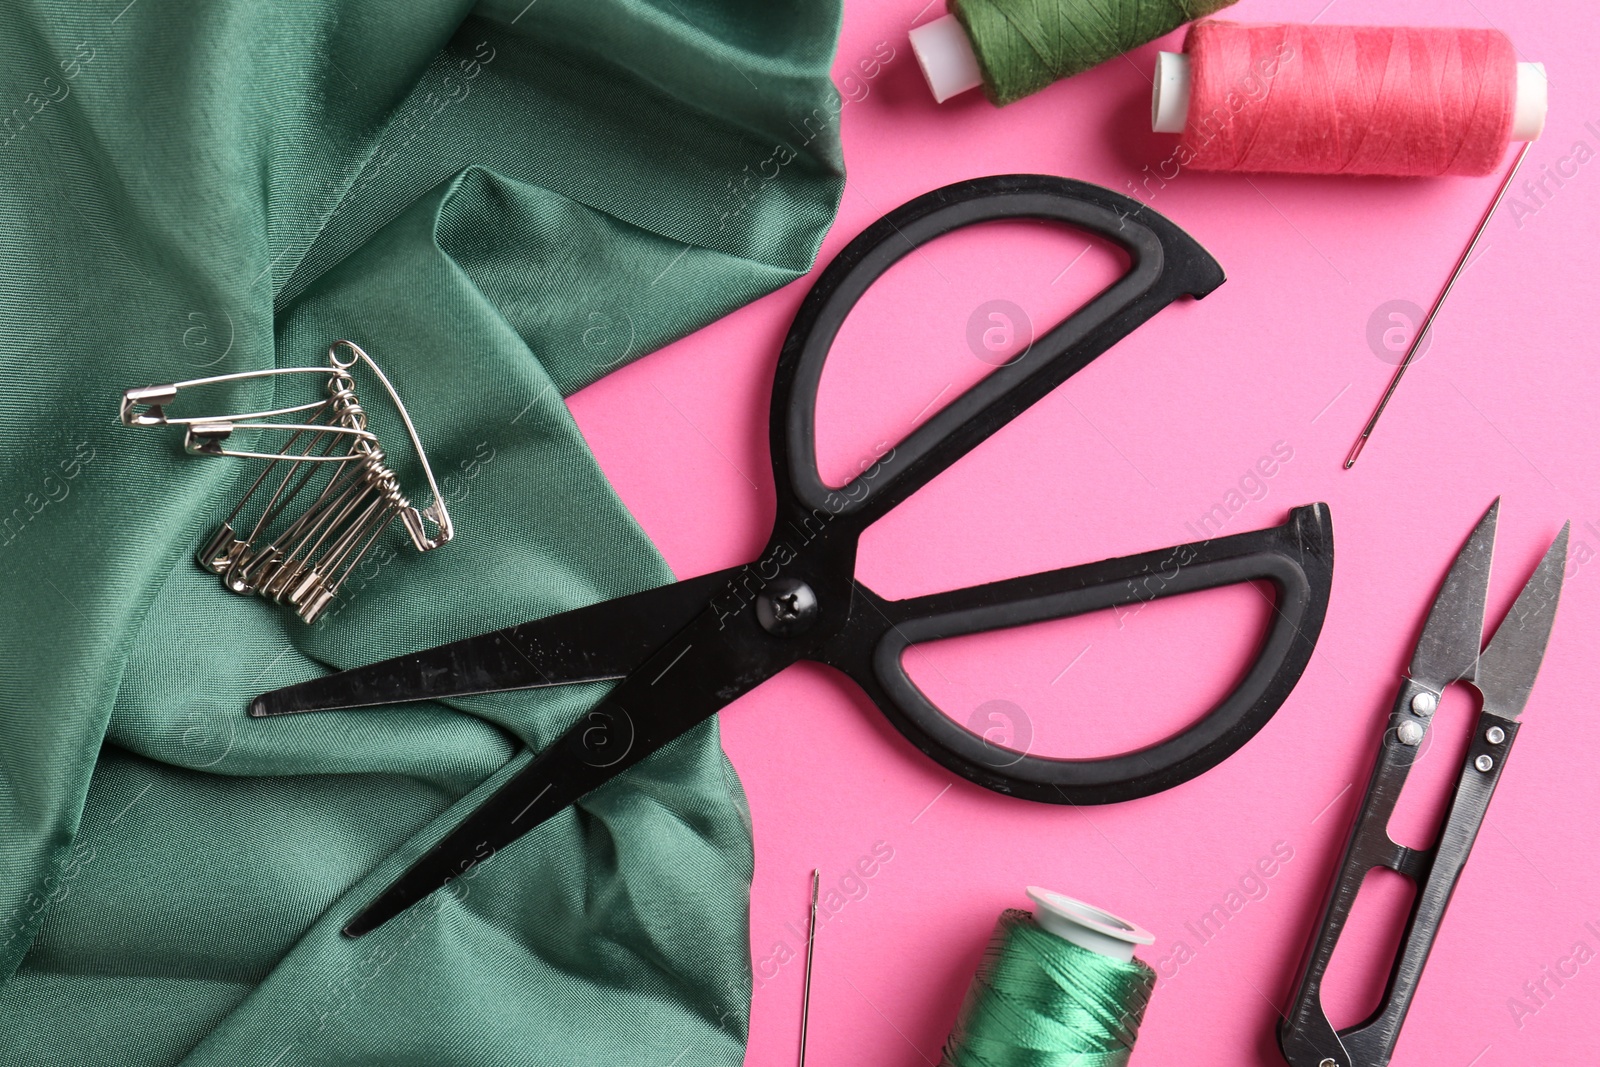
[120,341,453,623]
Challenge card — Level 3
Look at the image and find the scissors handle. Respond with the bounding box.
[768,174,1225,536]
[818,504,1332,805]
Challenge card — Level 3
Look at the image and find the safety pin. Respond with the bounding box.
[120,366,351,428]
[183,420,378,460]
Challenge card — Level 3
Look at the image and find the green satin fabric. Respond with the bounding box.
[0,2,843,1064]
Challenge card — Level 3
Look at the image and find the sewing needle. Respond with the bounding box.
[799,868,819,1067]
[1344,141,1532,470]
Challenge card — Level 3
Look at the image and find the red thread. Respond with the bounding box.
[1179,21,1517,176]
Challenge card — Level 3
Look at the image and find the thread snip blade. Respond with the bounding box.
[1409,499,1498,689]
[1475,523,1569,720]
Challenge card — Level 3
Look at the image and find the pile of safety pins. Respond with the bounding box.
[120,340,451,623]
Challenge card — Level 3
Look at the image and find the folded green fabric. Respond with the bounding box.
[0,2,843,1063]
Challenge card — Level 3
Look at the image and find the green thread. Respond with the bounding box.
[950,0,1237,105]
[941,911,1157,1067]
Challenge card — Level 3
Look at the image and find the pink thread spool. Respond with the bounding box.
[1150,21,1546,176]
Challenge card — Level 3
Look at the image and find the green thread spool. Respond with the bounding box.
[940,888,1157,1067]
[910,0,1237,106]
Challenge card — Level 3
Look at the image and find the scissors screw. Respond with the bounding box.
[1411,691,1438,715]
[1396,720,1425,746]
[1486,726,1506,745]
[1475,754,1495,773]
[756,578,819,636]
[1319,1060,1337,1067]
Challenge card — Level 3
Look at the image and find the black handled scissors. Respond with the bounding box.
[1280,500,1567,1067]
[252,175,1335,937]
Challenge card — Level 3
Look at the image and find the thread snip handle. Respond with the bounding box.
[1337,713,1519,1067]
[1280,675,1487,1067]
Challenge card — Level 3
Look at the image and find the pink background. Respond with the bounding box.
[567,1,1600,1064]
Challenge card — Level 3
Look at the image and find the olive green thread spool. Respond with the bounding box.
[912,0,1237,105]
[940,888,1157,1067]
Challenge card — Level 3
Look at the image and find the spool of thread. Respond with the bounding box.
[1150,21,1547,176]
[940,887,1157,1067]
[912,0,1238,105]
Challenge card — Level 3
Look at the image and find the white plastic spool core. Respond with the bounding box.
[1515,62,1548,140]
[1026,886,1154,964]
[1150,52,1192,134]
[910,14,983,103]
[1150,51,1548,141]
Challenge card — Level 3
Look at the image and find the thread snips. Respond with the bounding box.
[1280,499,1567,1067]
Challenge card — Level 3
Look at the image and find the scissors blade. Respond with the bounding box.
[342,598,804,937]
[1474,523,1568,719]
[248,566,744,717]
[1409,499,1498,690]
